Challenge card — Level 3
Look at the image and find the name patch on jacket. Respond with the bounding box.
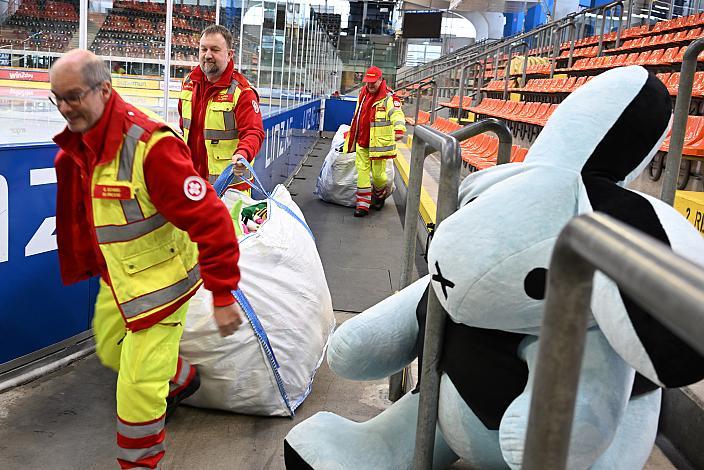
[93,184,133,200]
[212,93,234,103]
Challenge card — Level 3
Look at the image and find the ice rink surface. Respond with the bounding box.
[0,87,280,145]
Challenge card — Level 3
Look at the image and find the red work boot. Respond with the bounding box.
[166,357,200,423]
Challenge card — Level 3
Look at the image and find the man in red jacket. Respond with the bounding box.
[50,49,242,469]
[179,25,264,190]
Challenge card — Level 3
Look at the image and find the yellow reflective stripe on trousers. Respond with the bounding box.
[182,117,191,130]
[370,120,392,127]
[369,145,395,153]
[95,213,168,244]
[121,265,201,319]
[117,417,166,439]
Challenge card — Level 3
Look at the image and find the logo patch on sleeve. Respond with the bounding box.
[184,176,206,201]
[252,100,260,114]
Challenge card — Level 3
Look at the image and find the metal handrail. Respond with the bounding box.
[504,42,528,100]
[597,1,625,55]
[456,61,481,123]
[660,37,704,205]
[410,80,436,128]
[397,0,629,109]
[550,20,576,77]
[522,212,704,469]
[398,121,511,470]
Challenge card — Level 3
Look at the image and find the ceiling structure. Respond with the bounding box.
[400,0,540,14]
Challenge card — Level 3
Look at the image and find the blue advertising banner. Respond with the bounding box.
[0,99,322,369]
[323,98,356,133]
[0,143,95,366]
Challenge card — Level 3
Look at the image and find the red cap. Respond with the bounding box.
[363,66,383,83]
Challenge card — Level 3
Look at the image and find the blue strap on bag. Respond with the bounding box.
[212,161,316,416]
[213,159,315,241]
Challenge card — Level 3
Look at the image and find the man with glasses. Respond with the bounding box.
[50,49,244,469]
[179,25,264,190]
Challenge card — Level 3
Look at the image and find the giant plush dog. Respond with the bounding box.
[284,66,704,469]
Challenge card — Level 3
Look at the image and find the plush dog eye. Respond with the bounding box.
[524,267,548,300]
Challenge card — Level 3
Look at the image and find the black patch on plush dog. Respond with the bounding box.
[415,287,529,430]
[284,440,315,470]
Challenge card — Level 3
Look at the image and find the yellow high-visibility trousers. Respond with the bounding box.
[93,280,188,469]
[355,145,388,189]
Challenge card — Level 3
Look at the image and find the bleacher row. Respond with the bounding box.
[0,0,78,52]
[560,46,704,73]
[14,0,78,22]
[404,112,529,170]
[406,12,704,174]
[483,72,704,98]
[0,0,217,58]
[112,0,216,22]
[480,12,704,82]
[92,2,220,61]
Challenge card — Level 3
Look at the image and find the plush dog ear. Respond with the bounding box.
[586,190,704,389]
[525,66,670,182]
[571,68,703,388]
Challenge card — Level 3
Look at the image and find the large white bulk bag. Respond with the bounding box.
[315,124,395,207]
[180,185,335,416]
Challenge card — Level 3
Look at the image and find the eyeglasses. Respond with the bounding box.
[49,84,100,107]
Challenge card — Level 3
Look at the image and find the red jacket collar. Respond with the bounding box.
[53,91,127,165]
[189,59,236,89]
[359,79,389,105]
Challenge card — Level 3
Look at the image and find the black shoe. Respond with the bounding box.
[353,208,369,217]
[165,368,200,423]
[371,197,385,211]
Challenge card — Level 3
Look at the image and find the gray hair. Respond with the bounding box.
[81,57,112,87]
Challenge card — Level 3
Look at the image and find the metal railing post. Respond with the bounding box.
[430,83,439,124]
[522,212,704,470]
[456,62,479,124]
[413,86,423,128]
[397,121,511,470]
[408,127,461,470]
[597,6,608,56]
[567,18,577,69]
[614,2,625,49]
[626,0,634,29]
[647,0,654,26]
[660,38,704,205]
[551,21,575,78]
[473,60,486,107]
[504,42,528,100]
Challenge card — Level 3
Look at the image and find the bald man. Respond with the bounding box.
[50,49,244,469]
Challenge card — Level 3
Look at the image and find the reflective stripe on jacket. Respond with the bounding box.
[346,92,406,159]
[91,122,201,327]
[180,74,245,178]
